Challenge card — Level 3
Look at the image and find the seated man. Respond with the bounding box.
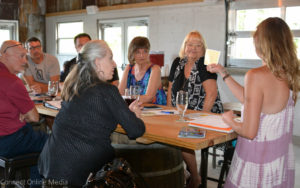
[24,37,60,94]
[0,40,48,187]
[60,33,119,86]
[60,33,91,82]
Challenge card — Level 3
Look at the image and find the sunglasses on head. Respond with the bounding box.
[3,43,23,53]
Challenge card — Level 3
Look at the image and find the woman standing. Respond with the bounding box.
[119,36,166,105]
[38,40,145,187]
[207,17,300,187]
[167,31,223,188]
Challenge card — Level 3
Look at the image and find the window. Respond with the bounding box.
[227,2,300,68]
[286,6,300,58]
[57,22,83,54]
[0,20,18,46]
[98,17,148,75]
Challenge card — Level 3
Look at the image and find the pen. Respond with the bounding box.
[161,111,174,114]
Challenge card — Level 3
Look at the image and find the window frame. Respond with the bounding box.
[0,20,19,44]
[98,17,149,70]
[56,21,84,55]
[226,0,300,69]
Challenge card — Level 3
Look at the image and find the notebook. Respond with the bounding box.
[188,114,233,133]
[178,127,206,138]
[43,100,62,110]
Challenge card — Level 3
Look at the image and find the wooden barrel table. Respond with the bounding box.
[111,133,184,188]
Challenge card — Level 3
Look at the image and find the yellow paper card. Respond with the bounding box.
[204,49,221,65]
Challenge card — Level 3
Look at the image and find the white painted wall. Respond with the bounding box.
[45,0,300,136]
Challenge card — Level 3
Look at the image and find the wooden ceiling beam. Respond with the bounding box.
[46,0,204,17]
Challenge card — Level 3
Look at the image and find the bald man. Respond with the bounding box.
[0,40,48,187]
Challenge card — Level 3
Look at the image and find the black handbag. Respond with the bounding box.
[83,158,146,188]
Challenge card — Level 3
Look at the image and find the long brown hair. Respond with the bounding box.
[253,17,300,104]
[61,40,109,101]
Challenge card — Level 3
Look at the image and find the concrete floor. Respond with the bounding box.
[1,136,299,188]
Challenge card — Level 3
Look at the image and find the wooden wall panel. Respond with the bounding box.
[96,0,109,7]
[46,0,57,13]
[45,0,155,13]
[19,0,45,44]
[0,0,18,20]
[56,0,80,12]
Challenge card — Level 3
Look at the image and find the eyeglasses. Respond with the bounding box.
[186,42,203,48]
[28,45,42,51]
[3,43,23,53]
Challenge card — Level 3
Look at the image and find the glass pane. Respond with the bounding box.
[286,6,300,30]
[0,29,10,46]
[58,39,76,54]
[57,22,83,38]
[295,37,300,58]
[233,38,300,60]
[234,38,259,59]
[236,8,280,31]
[103,27,122,67]
[127,26,148,47]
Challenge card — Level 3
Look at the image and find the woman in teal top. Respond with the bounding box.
[119,36,166,105]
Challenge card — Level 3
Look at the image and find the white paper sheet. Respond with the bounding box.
[204,49,221,65]
[188,114,233,133]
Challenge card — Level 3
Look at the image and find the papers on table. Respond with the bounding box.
[30,93,51,101]
[142,110,179,116]
[204,49,221,65]
[188,114,233,133]
[143,105,162,110]
[185,112,212,119]
[43,100,62,110]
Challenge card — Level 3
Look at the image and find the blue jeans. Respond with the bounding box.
[0,123,48,188]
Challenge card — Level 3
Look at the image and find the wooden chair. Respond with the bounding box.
[0,153,40,188]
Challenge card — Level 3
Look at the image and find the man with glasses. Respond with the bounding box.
[24,37,60,94]
[0,40,48,187]
[60,33,119,86]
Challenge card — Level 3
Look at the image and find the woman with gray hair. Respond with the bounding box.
[38,40,145,187]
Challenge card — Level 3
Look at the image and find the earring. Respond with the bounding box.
[98,69,105,80]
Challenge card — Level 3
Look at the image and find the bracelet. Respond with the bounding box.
[222,74,230,81]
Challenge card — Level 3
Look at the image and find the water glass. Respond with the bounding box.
[130,85,141,101]
[176,90,188,122]
[48,81,58,99]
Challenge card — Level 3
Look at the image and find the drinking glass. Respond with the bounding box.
[48,81,58,99]
[176,90,188,122]
[130,85,141,101]
[124,88,134,106]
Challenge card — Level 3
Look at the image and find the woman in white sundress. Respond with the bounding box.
[207,17,300,188]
